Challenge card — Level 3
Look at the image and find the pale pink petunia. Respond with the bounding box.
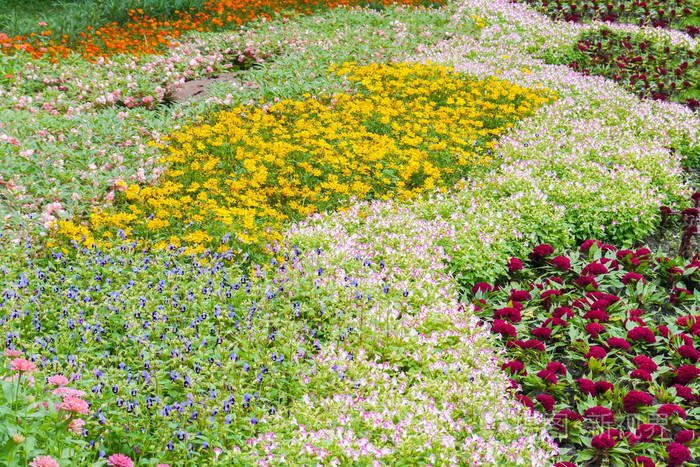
[29,455,59,467]
[10,358,36,373]
[2,349,23,357]
[60,397,89,415]
[106,453,134,467]
[47,375,69,386]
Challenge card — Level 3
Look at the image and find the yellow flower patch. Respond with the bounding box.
[56,62,555,258]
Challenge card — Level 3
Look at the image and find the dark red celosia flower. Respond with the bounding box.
[635,247,652,260]
[671,385,696,403]
[580,239,602,253]
[510,301,524,311]
[585,322,606,338]
[628,326,656,344]
[531,244,554,257]
[632,355,658,373]
[574,276,599,289]
[542,317,568,328]
[583,406,615,425]
[552,409,583,431]
[491,320,517,338]
[633,456,654,467]
[657,325,671,338]
[626,431,642,447]
[677,345,700,362]
[553,463,576,467]
[571,298,589,309]
[628,308,644,318]
[675,365,700,385]
[493,307,522,323]
[546,277,563,285]
[535,394,556,413]
[622,390,654,412]
[594,380,614,394]
[472,282,493,294]
[589,299,610,310]
[674,333,695,346]
[675,430,698,445]
[669,268,686,276]
[551,256,571,270]
[531,327,552,339]
[676,315,700,329]
[622,272,646,284]
[506,339,524,349]
[519,340,546,352]
[516,394,534,410]
[501,360,526,376]
[537,369,558,384]
[601,244,617,252]
[591,430,618,450]
[552,307,574,319]
[507,379,520,391]
[607,337,631,350]
[637,423,667,442]
[546,361,567,375]
[581,262,609,276]
[599,257,619,270]
[540,290,563,300]
[616,249,636,261]
[585,346,607,360]
[630,369,652,381]
[587,291,618,302]
[577,378,596,396]
[509,290,531,302]
[667,442,692,467]
[507,257,523,273]
[657,404,687,419]
[583,309,610,322]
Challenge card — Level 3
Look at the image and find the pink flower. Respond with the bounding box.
[10,358,37,373]
[60,397,89,415]
[632,355,658,372]
[53,388,87,398]
[627,326,656,344]
[2,349,23,357]
[106,454,134,467]
[68,418,85,434]
[47,375,69,386]
[621,272,646,284]
[535,394,556,413]
[29,456,59,467]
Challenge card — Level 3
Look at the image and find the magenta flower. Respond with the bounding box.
[584,346,607,360]
[493,307,522,323]
[621,272,646,284]
[667,442,692,467]
[585,322,605,338]
[531,327,552,339]
[622,390,654,412]
[630,369,652,381]
[501,360,526,376]
[509,290,531,301]
[606,337,631,350]
[551,306,574,319]
[546,361,567,375]
[583,406,615,425]
[515,394,534,410]
[674,365,700,385]
[507,257,523,273]
[491,320,517,338]
[637,423,668,442]
[615,249,636,261]
[542,317,568,328]
[574,275,599,289]
[580,239,602,253]
[632,456,654,467]
[536,369,557,385]
[672,384,696,403]
[657,404,687,419]
[552,409,583,431]
[472,282,493,294]
[531,244,554,257]
[518,339,546,352]
[551,256,571,270]
[627,326,656,344]
[591,429,620,450]
[583,309,610,322]
[632,355,658,372]
[594,380,614,394]
[581,262,609,276]
[677,345,700,362]
[535,394,556,413]
[577,378,596,396]
[675,430,698,445]
[106,454,134,467]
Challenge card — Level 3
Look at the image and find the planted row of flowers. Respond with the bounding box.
[467,239,700,465]
[0,0,447,60]
[54,61,555,257]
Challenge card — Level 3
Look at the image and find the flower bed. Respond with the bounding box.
[466,239,700,465]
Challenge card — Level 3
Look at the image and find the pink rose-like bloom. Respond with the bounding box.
[29,456,59,467]
[10,358,37,373]
[53,388,87,398]
[68,418,85,434]
[2,349,23,357]
[60,397,89,415]
[47,375,69,386]
[106,454,134,467]
[157,465,171,467]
